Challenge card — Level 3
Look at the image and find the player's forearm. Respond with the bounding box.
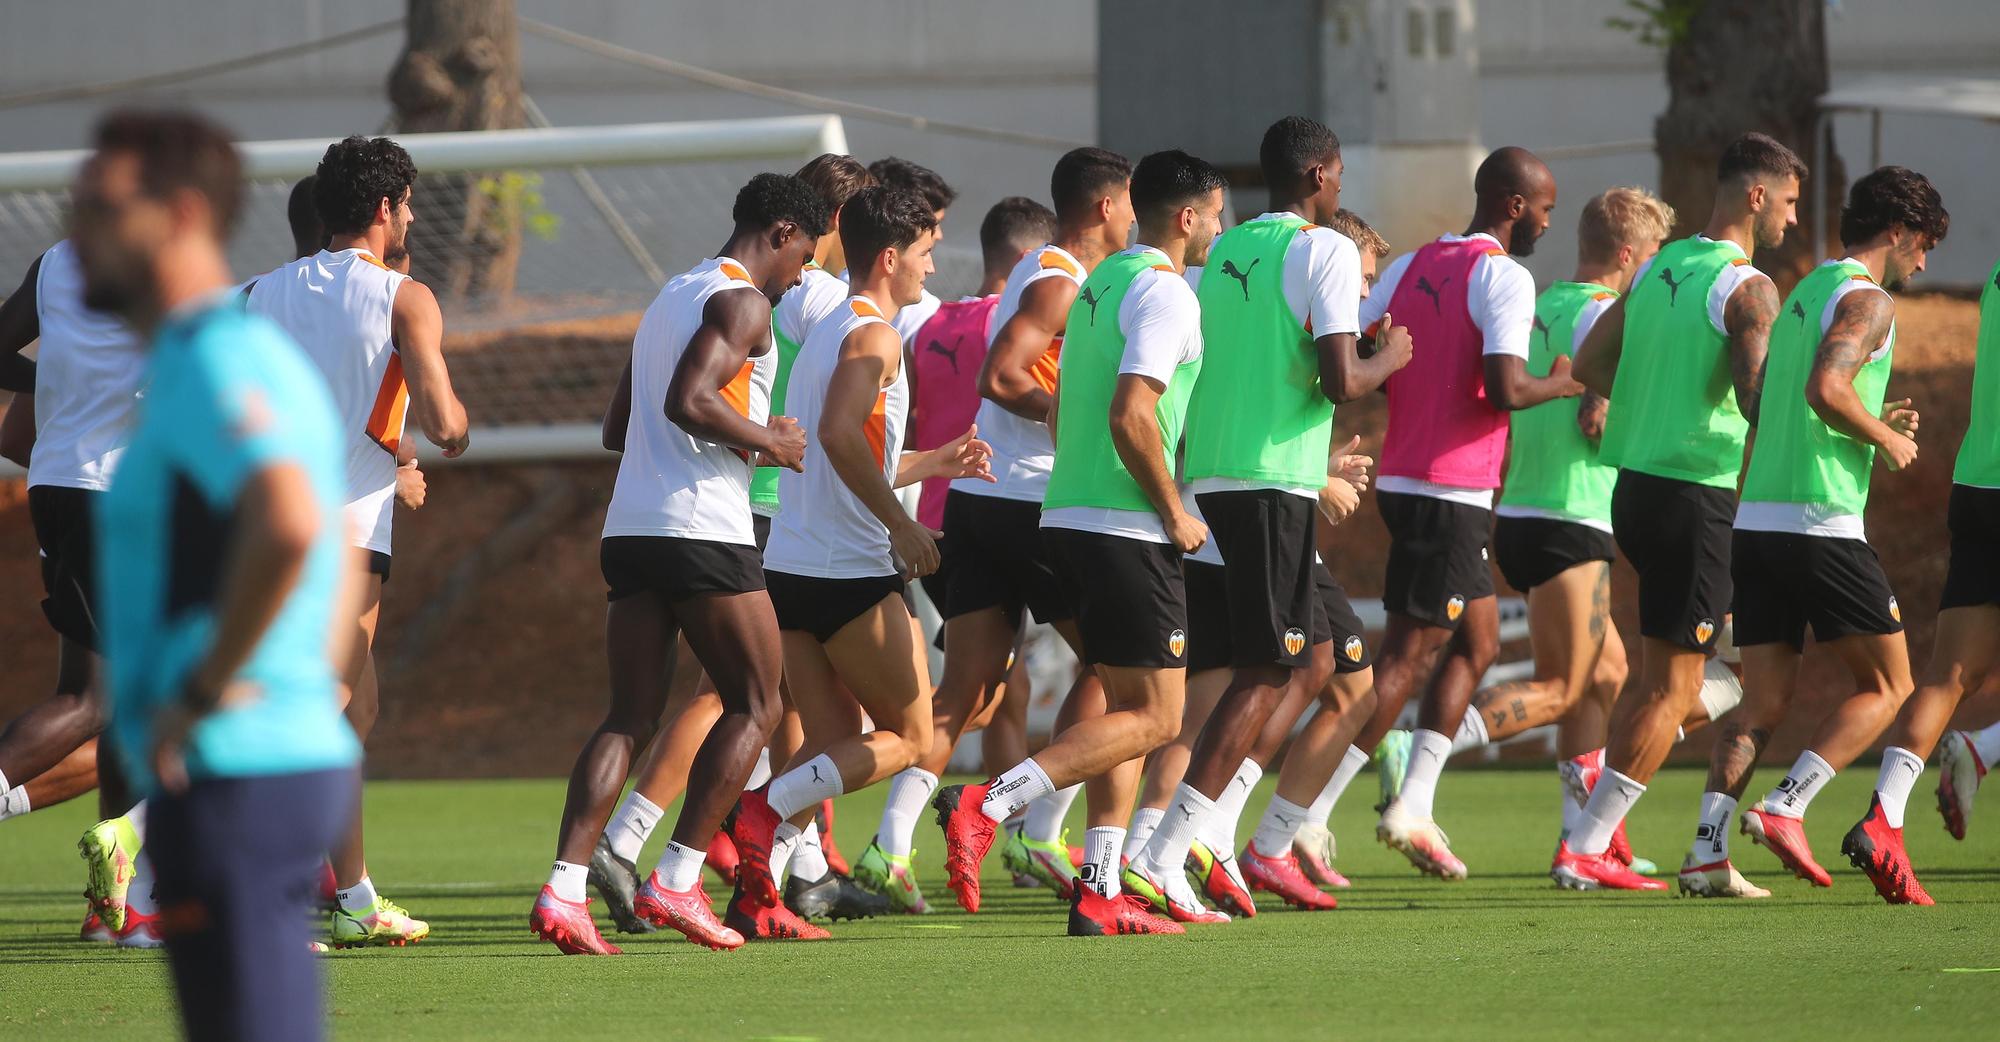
[666,391,777,456]
[189,466,317,697]
[1806,372,1895,449]
[411,392,469,448]
[985,370,1053,422]
[1110,412,1184,526]
[1574,337,1619,397]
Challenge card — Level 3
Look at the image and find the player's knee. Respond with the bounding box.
[743,685,784,736]
[1463,628,1501,675]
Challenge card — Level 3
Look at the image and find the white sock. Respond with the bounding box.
[1971,720,2000,767]
[547,860,589,903]
[1571,767,1646,856]
[125,800,148,841]
[1310,746,1369,824]
[790,821,831,882]
[745,746,773,791]
[1140,784,1215,878]
[769,821,804,886]
[878,767,939,857]
[125,850,157,917]
[1396,728,1453,820]
[1450,711,1490,754]
[1083,826,1124,898]
[1874,746,1924,829]
[1023,783,1081,841]
[1558,772,1581,837]
[336,875,379,915]
[1692,791,1736,863]
[981,759,1056,823]
[0,770,28,820]
[1201,759,1262,852]
[605,791,664,864]
[654,840,706,892]
[1764,750,1834,819]
[769,753,845,819]
[1125,807,1164,861]
[1251,795,1313,859]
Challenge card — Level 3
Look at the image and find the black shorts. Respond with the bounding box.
[1045,527,1187,668]
[765,570,904,642]
[29,485,101,651]
[1612,469,1734,653]
[937,490,1071,626]
[1314,563,1373,673]
[753,513,772,552]
[1941,484,2000,611]
[1184,559,1233,673]
[1492,515,1615,592]
[1378,491,1495,629]
[366,550,392,584]
[1194,489,1318,669]
[601,535,765,603]
[1732,529,1903,649]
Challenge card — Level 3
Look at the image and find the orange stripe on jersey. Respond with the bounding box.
[863,390,889,469]
[1028,337,1063,395]
[850,298,886,319]
[1151,264,1175,272]
[720,360,756,418]
[355,251,391,271]
[1038,251,1082,277]
[1729,257,1751,267]
[1591,292,1616,301]
[365,352,409,455]
[720,261,752,283]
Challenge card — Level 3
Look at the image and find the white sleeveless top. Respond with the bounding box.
[949,244,1084,503]
[245,248,409,553]
[29,240,146,492]
[766,296,910,578]
[603,257,776,546]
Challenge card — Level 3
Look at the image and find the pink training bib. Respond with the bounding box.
[910,295,1000,529]
[1380,238,1511,489]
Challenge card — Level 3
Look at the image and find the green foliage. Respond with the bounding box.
[474,171,561,242]
[1608,0,1708,48]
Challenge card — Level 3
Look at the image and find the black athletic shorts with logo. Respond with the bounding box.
[1184,559,1233,673]
[1732,529,1902,649]
[1612,469,1734,654]
[765,570,905,642]
[1044,527,1187,668]
[1941,484,2000,611]
[1378,491,1495,629]
[366,550,392,584]
[1314,563,1374,673]
[1194,488,1318,669]
[601,535,765,603]
[29,485,101,651]
[1493,515,1616,593]
[938,490,1072,627]
[753,513,773,551]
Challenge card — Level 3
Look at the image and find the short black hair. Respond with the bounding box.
[732,172,831,237]
[287,174,326,258]
[979,196,1056,270]
[1717,132,1808,185]
[867,156,956,213]
[91,109,244,236]
[1050,147,1132,223]
[840,186,939,274]
[1840,165,1949,248]
[1130,149,1227,226]
[795,153,876,211]
[1260,115,1340,194]
[314,135,418,236]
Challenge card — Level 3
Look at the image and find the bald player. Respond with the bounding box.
[1353,147,1579,880]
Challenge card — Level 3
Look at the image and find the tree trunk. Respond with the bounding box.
[388,0,525,308]
[1655,0,1842,290]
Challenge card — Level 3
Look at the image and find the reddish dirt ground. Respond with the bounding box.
[1,294,1994,779]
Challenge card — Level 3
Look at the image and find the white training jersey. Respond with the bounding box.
[245,248,410,553]
[774,264,851,349]
[951,244,1085,502]
[602,257,776,546]
[765,296,910,578]
[27,240,146,492]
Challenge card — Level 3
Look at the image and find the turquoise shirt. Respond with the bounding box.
[100,298,360,791]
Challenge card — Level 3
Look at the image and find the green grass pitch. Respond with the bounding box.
[1,766,1995,1040]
